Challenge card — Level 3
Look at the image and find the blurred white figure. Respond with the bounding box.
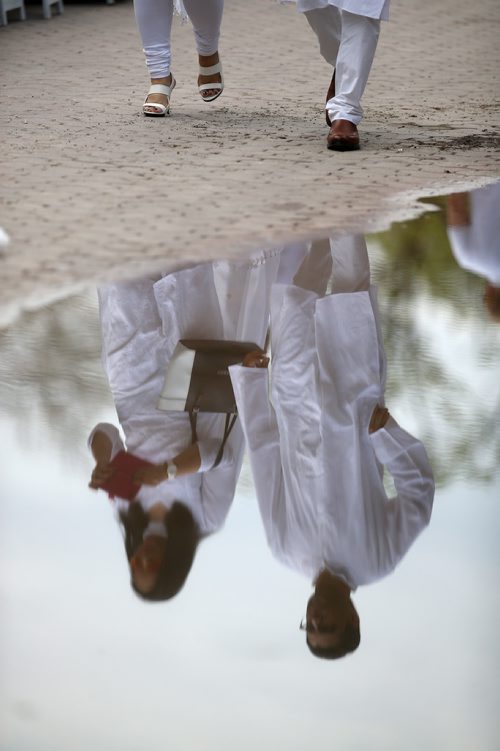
[0,226,10,249]
[446,183,500,322]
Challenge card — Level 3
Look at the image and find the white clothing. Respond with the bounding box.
[447,183,500,285]
[305,6,380,124]
[93,253,280,535]
[296,0,390,22]
[230,239,434,589]
[134,0,223,78]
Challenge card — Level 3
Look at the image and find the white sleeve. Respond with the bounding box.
[229,365,285,526]
[197,439,234,472]
[369,416,435,564]
[87,423,125,461]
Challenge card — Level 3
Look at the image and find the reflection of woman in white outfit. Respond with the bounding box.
[89,253,280,601]
[230,236,435,657]
[135,0,224,116]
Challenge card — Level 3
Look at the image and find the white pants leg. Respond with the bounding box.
[134,0,174,79]
[304,4,341,67]
[304,7,380,124]
[134,0,224,79]
[183,0,224,56]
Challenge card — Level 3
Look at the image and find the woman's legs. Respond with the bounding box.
[134,0,174,111]
[183,0,224,99]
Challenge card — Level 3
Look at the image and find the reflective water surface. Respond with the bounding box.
[1,186,499,751]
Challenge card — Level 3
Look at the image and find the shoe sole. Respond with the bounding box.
[327,140,360,152]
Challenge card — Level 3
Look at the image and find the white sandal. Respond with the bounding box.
[198,62,223,103]
[143,79,176,117]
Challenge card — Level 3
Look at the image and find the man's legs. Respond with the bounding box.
[327,10,380,126]
[303,4,380,150]
[303,4,342,68]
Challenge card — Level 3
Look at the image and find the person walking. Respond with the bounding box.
[293,0,389,150]
[135,0,225,116]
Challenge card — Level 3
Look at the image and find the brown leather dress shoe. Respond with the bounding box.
[327,119,360,151]
[325,70,335,127]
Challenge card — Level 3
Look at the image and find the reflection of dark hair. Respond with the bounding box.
[119,502,200,602]
[306,623,361,660]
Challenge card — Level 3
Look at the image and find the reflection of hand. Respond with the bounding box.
[89,463,115,489]
[133,464,168,486]
[369,405,390,434]
[242,351,270,369]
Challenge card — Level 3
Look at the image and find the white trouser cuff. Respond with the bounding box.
[144,45,172,79]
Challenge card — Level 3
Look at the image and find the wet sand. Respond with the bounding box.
[1,0,499,322]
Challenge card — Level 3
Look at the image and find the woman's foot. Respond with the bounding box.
[198,52,223,102]
[143,74,175,116]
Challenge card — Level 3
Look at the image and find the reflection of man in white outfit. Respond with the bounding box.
[230,236,435,659]
[296,0,389,150]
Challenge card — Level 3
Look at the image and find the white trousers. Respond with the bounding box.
[134,0,224,79]
[304,6,380,124]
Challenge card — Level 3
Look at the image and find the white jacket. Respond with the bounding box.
[230,280,434,588]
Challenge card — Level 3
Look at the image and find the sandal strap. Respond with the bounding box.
[143,101,167,110]
[147,83,173,96]
[198,62,222,76]
[199,82,223,92]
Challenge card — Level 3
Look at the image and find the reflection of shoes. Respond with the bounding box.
[143,78,176,117]
[198,60,224,102]
[327,119,360,151]
[325,70,336,127]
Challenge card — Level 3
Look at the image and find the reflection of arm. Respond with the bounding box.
[229,365,284,520]
[369,416,435,564]
[88,423,125,463]
[446,193,471,227]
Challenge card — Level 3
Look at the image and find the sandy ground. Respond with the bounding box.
[1,0,499,322]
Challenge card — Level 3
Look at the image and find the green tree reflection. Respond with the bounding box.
[0,292,112,464]
[369,203,500,487]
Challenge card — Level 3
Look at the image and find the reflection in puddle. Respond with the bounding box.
[0,185,499,750]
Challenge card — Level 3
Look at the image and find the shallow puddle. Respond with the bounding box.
[1,185,499,751]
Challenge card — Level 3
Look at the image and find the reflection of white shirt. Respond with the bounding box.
[230,285,435,590]
[93,254,281,534]
[447,183,500,285]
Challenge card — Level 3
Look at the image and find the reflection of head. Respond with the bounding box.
[484,284,500,323]
[304,578,360,660]
[120,502,200,602]
[306,622,360,660]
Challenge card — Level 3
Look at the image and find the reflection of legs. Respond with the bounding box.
[292,238,333,295]
[330,235,370,293]
[327,11,380,125]
[183,0,224,99]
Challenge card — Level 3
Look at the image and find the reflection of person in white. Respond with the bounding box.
[230,236,435,659]
[294,0,389,150]
[446,183,500,322]
[88,253,280,602]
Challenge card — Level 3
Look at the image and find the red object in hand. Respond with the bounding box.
[100,451,155,501]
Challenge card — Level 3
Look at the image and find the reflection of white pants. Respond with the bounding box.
[304,6,380,124]
[134,0,224,78]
